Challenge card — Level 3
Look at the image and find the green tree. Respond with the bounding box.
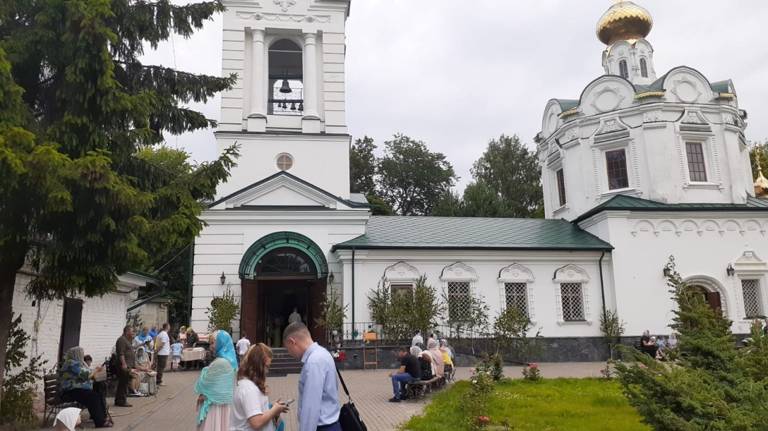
[616,256,768,429]
[376,134,457,215]
[365,194,394,216]
[0,0,237,398]
[470,135,543,218]
[368,276,443,341]
[207,287,239,335]
[350,136,376,194]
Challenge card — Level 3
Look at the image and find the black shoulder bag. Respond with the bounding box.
[336,367,368,431]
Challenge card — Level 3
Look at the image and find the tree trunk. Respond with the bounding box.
[0,267,17,406]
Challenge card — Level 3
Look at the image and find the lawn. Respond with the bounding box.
[402,378,651,431]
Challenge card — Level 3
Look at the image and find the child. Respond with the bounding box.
[170,338,183,371]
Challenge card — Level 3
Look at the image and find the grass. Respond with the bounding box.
[402,378,651,431]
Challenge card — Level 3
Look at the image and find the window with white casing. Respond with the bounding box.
[383,261,421,301]
[441,262,479,324]
[447,281,472,322]
[560,283,585,321]
[741,279,763,319]
[505,283,529,318]
[553,264,591,324]
[685,142,708,182]
[498,263,535,322]
[640,58,648,78]
[619,60,629,79]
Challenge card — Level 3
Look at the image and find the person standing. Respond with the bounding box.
[388,346,420,402]
[236,332,251,364]
[155,323,171,386]
[195,330,238,431]
[230,343,289,431]
[288,308,302,325]
[283,322,340,431]
[115,326,136,407]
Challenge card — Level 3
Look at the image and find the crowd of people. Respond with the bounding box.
[387,331,455,402]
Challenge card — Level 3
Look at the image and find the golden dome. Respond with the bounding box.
[597,1,653,45]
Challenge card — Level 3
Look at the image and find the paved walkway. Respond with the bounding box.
[64,363,604,431]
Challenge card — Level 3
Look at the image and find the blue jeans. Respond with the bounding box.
[391,372,414,398]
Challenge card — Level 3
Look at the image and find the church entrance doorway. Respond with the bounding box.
[239,233,329,346]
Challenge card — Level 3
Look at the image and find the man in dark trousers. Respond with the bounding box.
[115,326,135,407]
[155,323,170,386]
[389,346,421,402]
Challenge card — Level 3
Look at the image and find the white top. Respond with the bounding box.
[288,311,301,324]
[411,334,423,346]
[230,379,275,431]
[237,338,251,355]
[156,331,170,356]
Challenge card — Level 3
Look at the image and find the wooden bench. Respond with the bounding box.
[43,373,83,426]
[404,376,445,400]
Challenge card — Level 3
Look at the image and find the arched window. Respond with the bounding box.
[255,247,316,276]
[640,58,648,78]
[268,39,303,116]
[619,60,629,79]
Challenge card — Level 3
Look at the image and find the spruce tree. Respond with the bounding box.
[0,0,237,399]
[616,256,768,430]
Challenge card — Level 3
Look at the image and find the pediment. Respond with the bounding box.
[212,172,354,210]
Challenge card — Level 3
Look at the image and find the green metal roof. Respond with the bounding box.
[332,216,612,252]
[575,194,768,223]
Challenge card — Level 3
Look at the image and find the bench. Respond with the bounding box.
[43,373,83,426]
[404,376,445,400]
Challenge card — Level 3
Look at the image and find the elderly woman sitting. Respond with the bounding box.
[130,346,156,395]
[427,339,445,378]
[58,347,112,428]
[410,346,434,381]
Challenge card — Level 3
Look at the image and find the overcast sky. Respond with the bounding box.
[145,0,768,190]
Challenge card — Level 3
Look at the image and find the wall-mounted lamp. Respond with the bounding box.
[220,272,226,285]
[726,264,735,277]
[328,272,335,284]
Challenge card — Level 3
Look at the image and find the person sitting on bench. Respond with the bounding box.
[388,347,420,403]
[411,346,433,380]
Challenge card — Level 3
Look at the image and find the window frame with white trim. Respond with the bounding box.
[382,261,421,300]
[553,264,592,325]
[440,262,479,325]
[498,263,536,324]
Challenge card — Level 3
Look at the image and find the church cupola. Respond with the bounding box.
[598,1,657,86]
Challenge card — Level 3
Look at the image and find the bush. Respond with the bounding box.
[464,368,495,430]
[474,353,504,381]
[368,275,443,341]
[0,314,46,428]
[599,309,625,360]
[207,287,239,334]
[521,363,541,382]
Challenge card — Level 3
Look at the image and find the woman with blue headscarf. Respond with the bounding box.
[195,330,238,431]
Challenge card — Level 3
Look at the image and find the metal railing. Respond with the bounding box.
[338,322,489,345]
[269,86,304,116]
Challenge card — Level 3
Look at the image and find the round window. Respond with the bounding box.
[276,153,294,171]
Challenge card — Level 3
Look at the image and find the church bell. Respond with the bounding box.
[279,78,292,94]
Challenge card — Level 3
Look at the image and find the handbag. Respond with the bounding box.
[336,367,368,431]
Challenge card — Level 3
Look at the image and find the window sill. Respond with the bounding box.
[600,188,640,199]
[683,182,722,191]
[556,320,593,326]
[552,204,569,215]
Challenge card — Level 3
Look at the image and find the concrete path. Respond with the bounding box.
[64,362,604,431]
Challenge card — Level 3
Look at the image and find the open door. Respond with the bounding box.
[240,279,265,343]
[308,278,327,346]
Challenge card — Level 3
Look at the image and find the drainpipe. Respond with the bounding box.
[598,251,607,323]
[187,242,195,326]
[351,247,356,339]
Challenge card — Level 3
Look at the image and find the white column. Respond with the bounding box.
[302,31,320,120]
[249,28,266,118]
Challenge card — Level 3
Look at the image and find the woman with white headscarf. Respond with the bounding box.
[58,347,112,427]
[427,339,444,377]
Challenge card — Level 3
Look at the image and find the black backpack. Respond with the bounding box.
[336,368,367,431]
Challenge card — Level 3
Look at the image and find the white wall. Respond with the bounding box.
[335,249,613,338]
[539,68,750,222]
[190,209,368,334]
[215,133,351,200]
[581,211,768,336]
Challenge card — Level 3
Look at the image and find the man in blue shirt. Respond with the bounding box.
[283,322,341,431]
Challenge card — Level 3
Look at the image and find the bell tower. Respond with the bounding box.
[215,0,352,199]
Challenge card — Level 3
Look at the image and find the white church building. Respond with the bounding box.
[191,0,768,360]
